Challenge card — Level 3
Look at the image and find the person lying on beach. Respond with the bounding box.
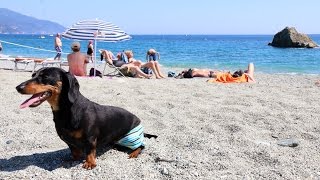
[119,64,152,79]
[67,41,89,77]
[208,63,255,83]
[176,63,255,83]
[124,50,165,79]
[176,68,219,78]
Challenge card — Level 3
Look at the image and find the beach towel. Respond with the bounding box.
[116,124,145,150]
[207,72,249,83]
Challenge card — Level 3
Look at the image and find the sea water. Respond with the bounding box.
[0,34,319,74]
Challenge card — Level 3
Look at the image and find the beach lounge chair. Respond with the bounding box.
[32,58,64,73]
[102,51,128,77]
[13,57,35,71]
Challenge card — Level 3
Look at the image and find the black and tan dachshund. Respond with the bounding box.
[16,67,157,169]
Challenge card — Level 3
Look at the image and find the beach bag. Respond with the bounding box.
[89,68,102,78]
[167,71,176,77]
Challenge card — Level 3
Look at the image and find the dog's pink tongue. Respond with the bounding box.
[20,94,42,109]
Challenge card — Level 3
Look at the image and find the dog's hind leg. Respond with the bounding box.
[128,147,143,158]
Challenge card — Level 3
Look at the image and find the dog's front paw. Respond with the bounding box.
[82,161,96,170]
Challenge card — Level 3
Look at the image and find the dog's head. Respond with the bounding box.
[16,67,80,110]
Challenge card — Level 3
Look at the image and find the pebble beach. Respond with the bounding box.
[0,61,320,179]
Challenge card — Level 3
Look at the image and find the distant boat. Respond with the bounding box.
[40,35,45,39]
[49,34,53,36]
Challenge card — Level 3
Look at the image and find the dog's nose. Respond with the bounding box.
[16,84,26,93]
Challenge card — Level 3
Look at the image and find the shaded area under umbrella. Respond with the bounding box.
[62,19,131,76]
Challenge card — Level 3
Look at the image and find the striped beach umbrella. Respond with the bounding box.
[62,19,131,76]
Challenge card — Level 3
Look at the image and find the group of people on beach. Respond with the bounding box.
[65,38,255,83]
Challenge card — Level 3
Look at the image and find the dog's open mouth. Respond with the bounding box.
[20,91,52,109]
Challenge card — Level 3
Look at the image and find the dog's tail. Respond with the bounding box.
[144,133,158,139]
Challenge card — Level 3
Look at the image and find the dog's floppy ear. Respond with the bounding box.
[61,72,80,104]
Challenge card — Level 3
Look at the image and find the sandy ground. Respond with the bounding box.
[0,61,320,180]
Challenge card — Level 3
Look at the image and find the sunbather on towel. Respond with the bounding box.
[208,63,255,83]
[176,68,219,79]
[176,63,255,83]
[125,50,165,79]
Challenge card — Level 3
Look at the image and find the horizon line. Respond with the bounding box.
[1,33,320,36]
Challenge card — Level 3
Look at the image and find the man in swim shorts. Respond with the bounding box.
[54,33,62,60]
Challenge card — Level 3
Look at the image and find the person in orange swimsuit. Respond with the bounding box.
[207,63,255,83]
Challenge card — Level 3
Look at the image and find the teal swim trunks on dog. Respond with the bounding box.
[116,124,145,150]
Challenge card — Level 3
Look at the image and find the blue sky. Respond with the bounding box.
[1,0,319,35]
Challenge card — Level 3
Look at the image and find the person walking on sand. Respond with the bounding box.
[67,41,89,76]
[0,41,3,52]
[54,33,62,60]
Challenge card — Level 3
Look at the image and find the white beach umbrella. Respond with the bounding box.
[62,19,131,76]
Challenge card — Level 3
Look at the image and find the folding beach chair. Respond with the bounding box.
[32,58,62,73]
[102,51,128,77]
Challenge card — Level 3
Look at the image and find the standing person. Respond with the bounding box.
[87,40,94,61]
[54,33,62,60]
[67,42,89,76]
[0,41,2,52]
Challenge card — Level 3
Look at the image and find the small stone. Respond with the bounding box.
[271,134,278,138]
[161,167,169,175]
[277,138,299,147]
[6,140,13,144]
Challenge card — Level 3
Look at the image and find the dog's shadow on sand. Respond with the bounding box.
[0,146,121,172]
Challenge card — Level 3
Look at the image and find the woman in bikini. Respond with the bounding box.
[87,40,94,61]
